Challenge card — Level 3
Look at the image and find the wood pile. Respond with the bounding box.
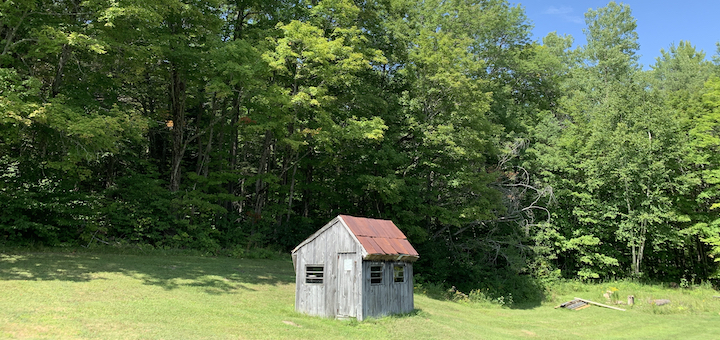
[555,299,590,310]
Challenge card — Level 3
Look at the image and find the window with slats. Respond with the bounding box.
[370,264,383,284]
[305,265,324,284]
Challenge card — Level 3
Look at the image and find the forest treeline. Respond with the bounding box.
[2,0,719,299]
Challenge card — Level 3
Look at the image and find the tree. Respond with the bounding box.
[0,0,146,245]
[688,76,720,274]
[531,2,690,279]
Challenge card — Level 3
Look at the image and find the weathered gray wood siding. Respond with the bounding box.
[294,219,363,319]
[361,261,414,319]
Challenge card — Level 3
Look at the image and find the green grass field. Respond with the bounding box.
[1,250,719,339]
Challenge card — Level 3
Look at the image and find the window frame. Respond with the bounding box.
[305,264,324,284]
[393,264,405,283]
[369,263,384,285]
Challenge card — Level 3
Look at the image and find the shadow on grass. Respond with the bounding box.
[343,308,426,325]
[0,252,295,294]
[390,308,425,318]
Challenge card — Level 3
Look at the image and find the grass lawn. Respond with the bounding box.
[1,250,719,339]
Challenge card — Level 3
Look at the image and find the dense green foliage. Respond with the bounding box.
[1,0,719,299]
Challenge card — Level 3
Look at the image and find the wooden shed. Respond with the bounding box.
[292,215,419,320]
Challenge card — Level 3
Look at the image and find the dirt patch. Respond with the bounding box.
[1,323,56,339]
[282,320,302,327]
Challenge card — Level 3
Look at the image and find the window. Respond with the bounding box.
[305,265,324,284]
[370,264,383,284]
[393,265,405,283]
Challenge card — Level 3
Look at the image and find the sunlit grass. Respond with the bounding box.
[547,279,720,315]
[1,250,719,339]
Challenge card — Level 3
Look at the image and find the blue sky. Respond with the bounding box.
[518,1,720,68]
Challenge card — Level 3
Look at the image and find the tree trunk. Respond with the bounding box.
[51,44,71,98]
[195,95,217,179]
[1,11,28,56]
[196,125,213,178]
[631,244,637,275]
[169,65,187,192]
[302,161,312,218]
[253,130,273,215]
[105,155,115,189]
[632,221,647,276]
[227,91,241,195]
[286,155,298,223]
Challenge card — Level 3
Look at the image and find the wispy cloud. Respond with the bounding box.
[544,6,573,15]
[543,6,584,24]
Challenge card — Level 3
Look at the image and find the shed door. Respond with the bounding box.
[336,253,357,318]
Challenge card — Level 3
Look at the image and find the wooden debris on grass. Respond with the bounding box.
[555,298,627,311]
[575,297,627,311]
[555,299,590,311]
[650,299,671,306]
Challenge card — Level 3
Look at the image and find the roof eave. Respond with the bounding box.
[363,254,419,263]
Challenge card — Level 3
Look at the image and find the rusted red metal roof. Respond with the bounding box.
[339,215,419,260]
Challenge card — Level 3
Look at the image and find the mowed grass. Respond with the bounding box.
[1,251,719,339]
